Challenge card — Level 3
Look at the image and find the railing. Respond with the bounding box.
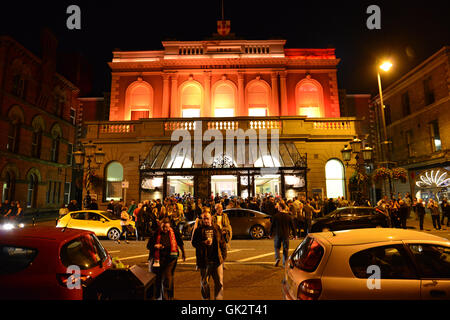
[85,116,357,139]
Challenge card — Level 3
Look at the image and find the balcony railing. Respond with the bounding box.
[84,116,357,140]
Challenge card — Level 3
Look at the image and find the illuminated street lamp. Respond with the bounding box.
[74,141,104,209]
[341,138,374,205]
[377,60,394,196]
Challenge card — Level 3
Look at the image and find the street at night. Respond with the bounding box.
[1,0,449,311]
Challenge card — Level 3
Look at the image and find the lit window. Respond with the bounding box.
[249,108,267,117]
[182,108,200,118]
[105,162,123,201]
[296,80,324,117]
[214,108,234,117]
[298,107,321,118]
[325,159,345,199]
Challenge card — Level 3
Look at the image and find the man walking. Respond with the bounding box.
[269,202,296,267]
[192,209,227,300]
[416,198,426,231]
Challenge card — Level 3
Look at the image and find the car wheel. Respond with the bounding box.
[250,225,265,240]
[107,228,121,240]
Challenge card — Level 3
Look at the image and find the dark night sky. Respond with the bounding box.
[1,0,449,97]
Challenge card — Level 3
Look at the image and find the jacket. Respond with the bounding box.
[192,224,227,268]
[212,213,233,241]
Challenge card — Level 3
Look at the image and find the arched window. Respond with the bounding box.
[246,81,270,116]
[180,82,203,117]
[105,162,124,201]
[7,106,24,153]
[27,173,38,208]
[125,81,153,120]
[50,124,62,163]
[213,81,236,117]
[296,78,324,117]
[325,159,345,199]
[2,171,15,202]
[31,116,45,159]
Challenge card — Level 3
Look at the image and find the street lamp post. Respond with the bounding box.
[73,141,105,209]
[341,137,374,205]
[377,61,394,197]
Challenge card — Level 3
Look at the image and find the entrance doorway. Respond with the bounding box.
[167,176,194,196]
[211,175,237,197]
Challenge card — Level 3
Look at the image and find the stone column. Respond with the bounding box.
[271,72,279,116]
[238,72,245,116]
[279,71,288,116]
[170,73,178,118]
[204,71,211,117]
[162,73,170,118]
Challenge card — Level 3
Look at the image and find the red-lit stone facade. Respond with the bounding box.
[83,39,363,207]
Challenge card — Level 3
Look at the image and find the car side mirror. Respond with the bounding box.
[101,218,106,223]
[289,258,295,269]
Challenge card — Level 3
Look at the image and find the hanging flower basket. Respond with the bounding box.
[372,167,393,183]
[392,167,408,183]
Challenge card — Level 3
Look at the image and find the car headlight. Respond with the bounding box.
[2,223,15,230]
[18,223,25,228]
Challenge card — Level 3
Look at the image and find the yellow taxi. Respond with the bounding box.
[56,210,135,240]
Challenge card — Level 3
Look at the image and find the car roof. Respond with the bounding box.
[224,208,269,216]
[312,228,450,246]
[0,226,93,243]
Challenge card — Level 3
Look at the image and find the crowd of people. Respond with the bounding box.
[0,199,23,222]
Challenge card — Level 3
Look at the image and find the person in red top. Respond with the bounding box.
[147,218,186,300]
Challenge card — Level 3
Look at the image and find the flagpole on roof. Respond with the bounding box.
[221,0,224,20]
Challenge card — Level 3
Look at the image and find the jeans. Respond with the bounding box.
[441,214,450,226]
[200,263,224,300]
[119,225,128,240]
[274,235,289,266]
[432,214,441,230]
[419,213,425,230]
[154,258,177,300]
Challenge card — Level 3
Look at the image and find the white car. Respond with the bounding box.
[282,228,450,300]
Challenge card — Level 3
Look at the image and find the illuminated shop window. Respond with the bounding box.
[105,161,123,201]
[325,159,345,199]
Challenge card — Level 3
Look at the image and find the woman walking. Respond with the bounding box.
[117,207,130,244]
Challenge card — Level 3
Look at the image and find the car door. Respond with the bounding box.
[338,244,421,299]
[86,212,108,236]
[406,243,450,300]
[67,211,89,230]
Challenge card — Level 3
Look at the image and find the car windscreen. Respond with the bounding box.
[291,236,324,272]
[0,245,38,275]
[60,234,108,270]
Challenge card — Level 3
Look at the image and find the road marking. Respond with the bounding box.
[118,249,243,262]
[237,249,294,262]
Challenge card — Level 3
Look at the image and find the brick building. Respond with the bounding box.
[0,31,80,213]
[372,46,450,200]
[81,34,365,208]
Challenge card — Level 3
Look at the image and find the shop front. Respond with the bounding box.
[413,167,450,201]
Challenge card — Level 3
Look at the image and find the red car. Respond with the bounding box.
[0,226,112,300]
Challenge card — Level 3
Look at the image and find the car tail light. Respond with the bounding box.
[297,279,322,300]
[57,273,91,288]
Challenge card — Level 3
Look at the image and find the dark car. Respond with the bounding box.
[310,207,389,233]
[224,208,272,239]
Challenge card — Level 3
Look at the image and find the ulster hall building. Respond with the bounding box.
[82,36,363,207]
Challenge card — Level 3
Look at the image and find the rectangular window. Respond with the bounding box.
[430,120,442,152]
[214,108,234,117]
[423,77,435,105]
[249,107,267,117]
[182,108,200,118]
[384,104,392,126]
[130,110,150,120]
[405,130,413,157]
[401,92,411,116]
[47,181,53,204]
[70,108,76,125]
[51,139,60,163]
[64,182,71,205]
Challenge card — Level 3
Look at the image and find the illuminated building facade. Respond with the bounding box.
[83,36,362,206]
[372,46,450,200]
